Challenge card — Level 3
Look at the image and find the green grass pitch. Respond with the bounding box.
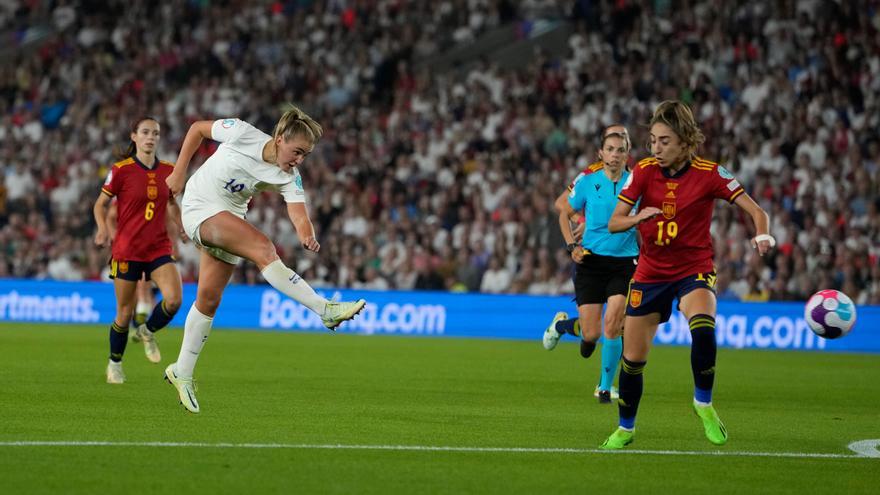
[0,323,877,494]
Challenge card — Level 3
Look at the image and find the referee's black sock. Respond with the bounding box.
[580,339,597,358]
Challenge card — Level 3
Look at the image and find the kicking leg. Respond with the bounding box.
[199,212,364,328]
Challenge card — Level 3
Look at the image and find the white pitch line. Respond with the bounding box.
[0,441,876,459]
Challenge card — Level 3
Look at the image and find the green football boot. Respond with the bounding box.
[600,427,634,450]
[693,402,728,445]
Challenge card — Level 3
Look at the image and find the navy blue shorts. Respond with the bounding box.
[625,271,717,323]
[109,255,175,282]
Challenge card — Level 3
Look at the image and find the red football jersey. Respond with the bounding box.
[101,157,175,261]
[618,156,745,283]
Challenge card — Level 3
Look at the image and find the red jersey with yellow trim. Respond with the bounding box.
[567,161,604,191]
[101,156,175,261]
[617,156,745,283]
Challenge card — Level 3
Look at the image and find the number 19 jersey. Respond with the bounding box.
[617,156,745,283]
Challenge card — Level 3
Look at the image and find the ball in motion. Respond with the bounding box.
[804,289,856,339]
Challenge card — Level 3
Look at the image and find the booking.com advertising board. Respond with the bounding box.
[1,279,878,353]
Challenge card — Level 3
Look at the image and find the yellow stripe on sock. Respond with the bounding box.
[689,320,715,328]
[689,317,715,324]
[690,323,716,331]
[621,362,645,375]
[160,300,173,317]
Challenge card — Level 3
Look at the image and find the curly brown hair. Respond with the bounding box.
[650,101,705,154]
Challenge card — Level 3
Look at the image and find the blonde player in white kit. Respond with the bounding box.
[164,105,366,413]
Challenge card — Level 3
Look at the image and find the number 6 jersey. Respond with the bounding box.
[617,156,745,283]
[102,157,175,261]
[181,118,306,224]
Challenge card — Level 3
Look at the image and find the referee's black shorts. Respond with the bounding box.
[574,253,637,306]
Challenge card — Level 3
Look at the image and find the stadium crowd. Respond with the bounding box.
[0,0,878,305]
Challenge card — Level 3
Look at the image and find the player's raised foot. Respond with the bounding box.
[693,401,728,445]
[165,363,199,413]
[106,361,125,384]
[542,312,567,350]
[321,299,367,330]
[593,385,619,400]
[597,390,612,404]
[600,427,634,450]
[133,324,161,363]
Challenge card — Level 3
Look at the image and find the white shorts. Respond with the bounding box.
[181,201,243,266]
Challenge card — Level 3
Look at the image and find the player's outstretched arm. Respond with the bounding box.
[608,201,660,233]
[287,202,320,252]
[733,193,774,256]
[167,120,214,196]
[93,192,113,247]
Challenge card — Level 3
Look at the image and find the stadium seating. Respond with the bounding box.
[0,1,877,304]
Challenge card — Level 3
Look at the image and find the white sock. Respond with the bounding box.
[175,304,214,379]
[260,259,327,315]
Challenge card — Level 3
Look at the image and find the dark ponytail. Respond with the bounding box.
[113,116,159,159]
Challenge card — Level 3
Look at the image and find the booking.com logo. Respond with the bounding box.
[0,291,100,323]
[259,291,446,335]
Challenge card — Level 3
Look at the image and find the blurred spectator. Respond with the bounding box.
[0,0,877,304]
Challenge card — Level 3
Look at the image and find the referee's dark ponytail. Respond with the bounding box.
[113,116,159,159]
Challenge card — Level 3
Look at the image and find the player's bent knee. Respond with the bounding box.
[252,242,280,268]
[604,317,623,338]
[196,292,223,314]
[164,296,182,314]
[116,307,134,324]
[582,326,601,342]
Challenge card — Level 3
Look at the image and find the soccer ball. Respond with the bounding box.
[804,289,857,339]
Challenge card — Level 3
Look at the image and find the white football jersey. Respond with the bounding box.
[182,118,306,218]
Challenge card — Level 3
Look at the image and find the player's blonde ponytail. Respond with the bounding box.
[273,105,323,144]
[650,101,705,154]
